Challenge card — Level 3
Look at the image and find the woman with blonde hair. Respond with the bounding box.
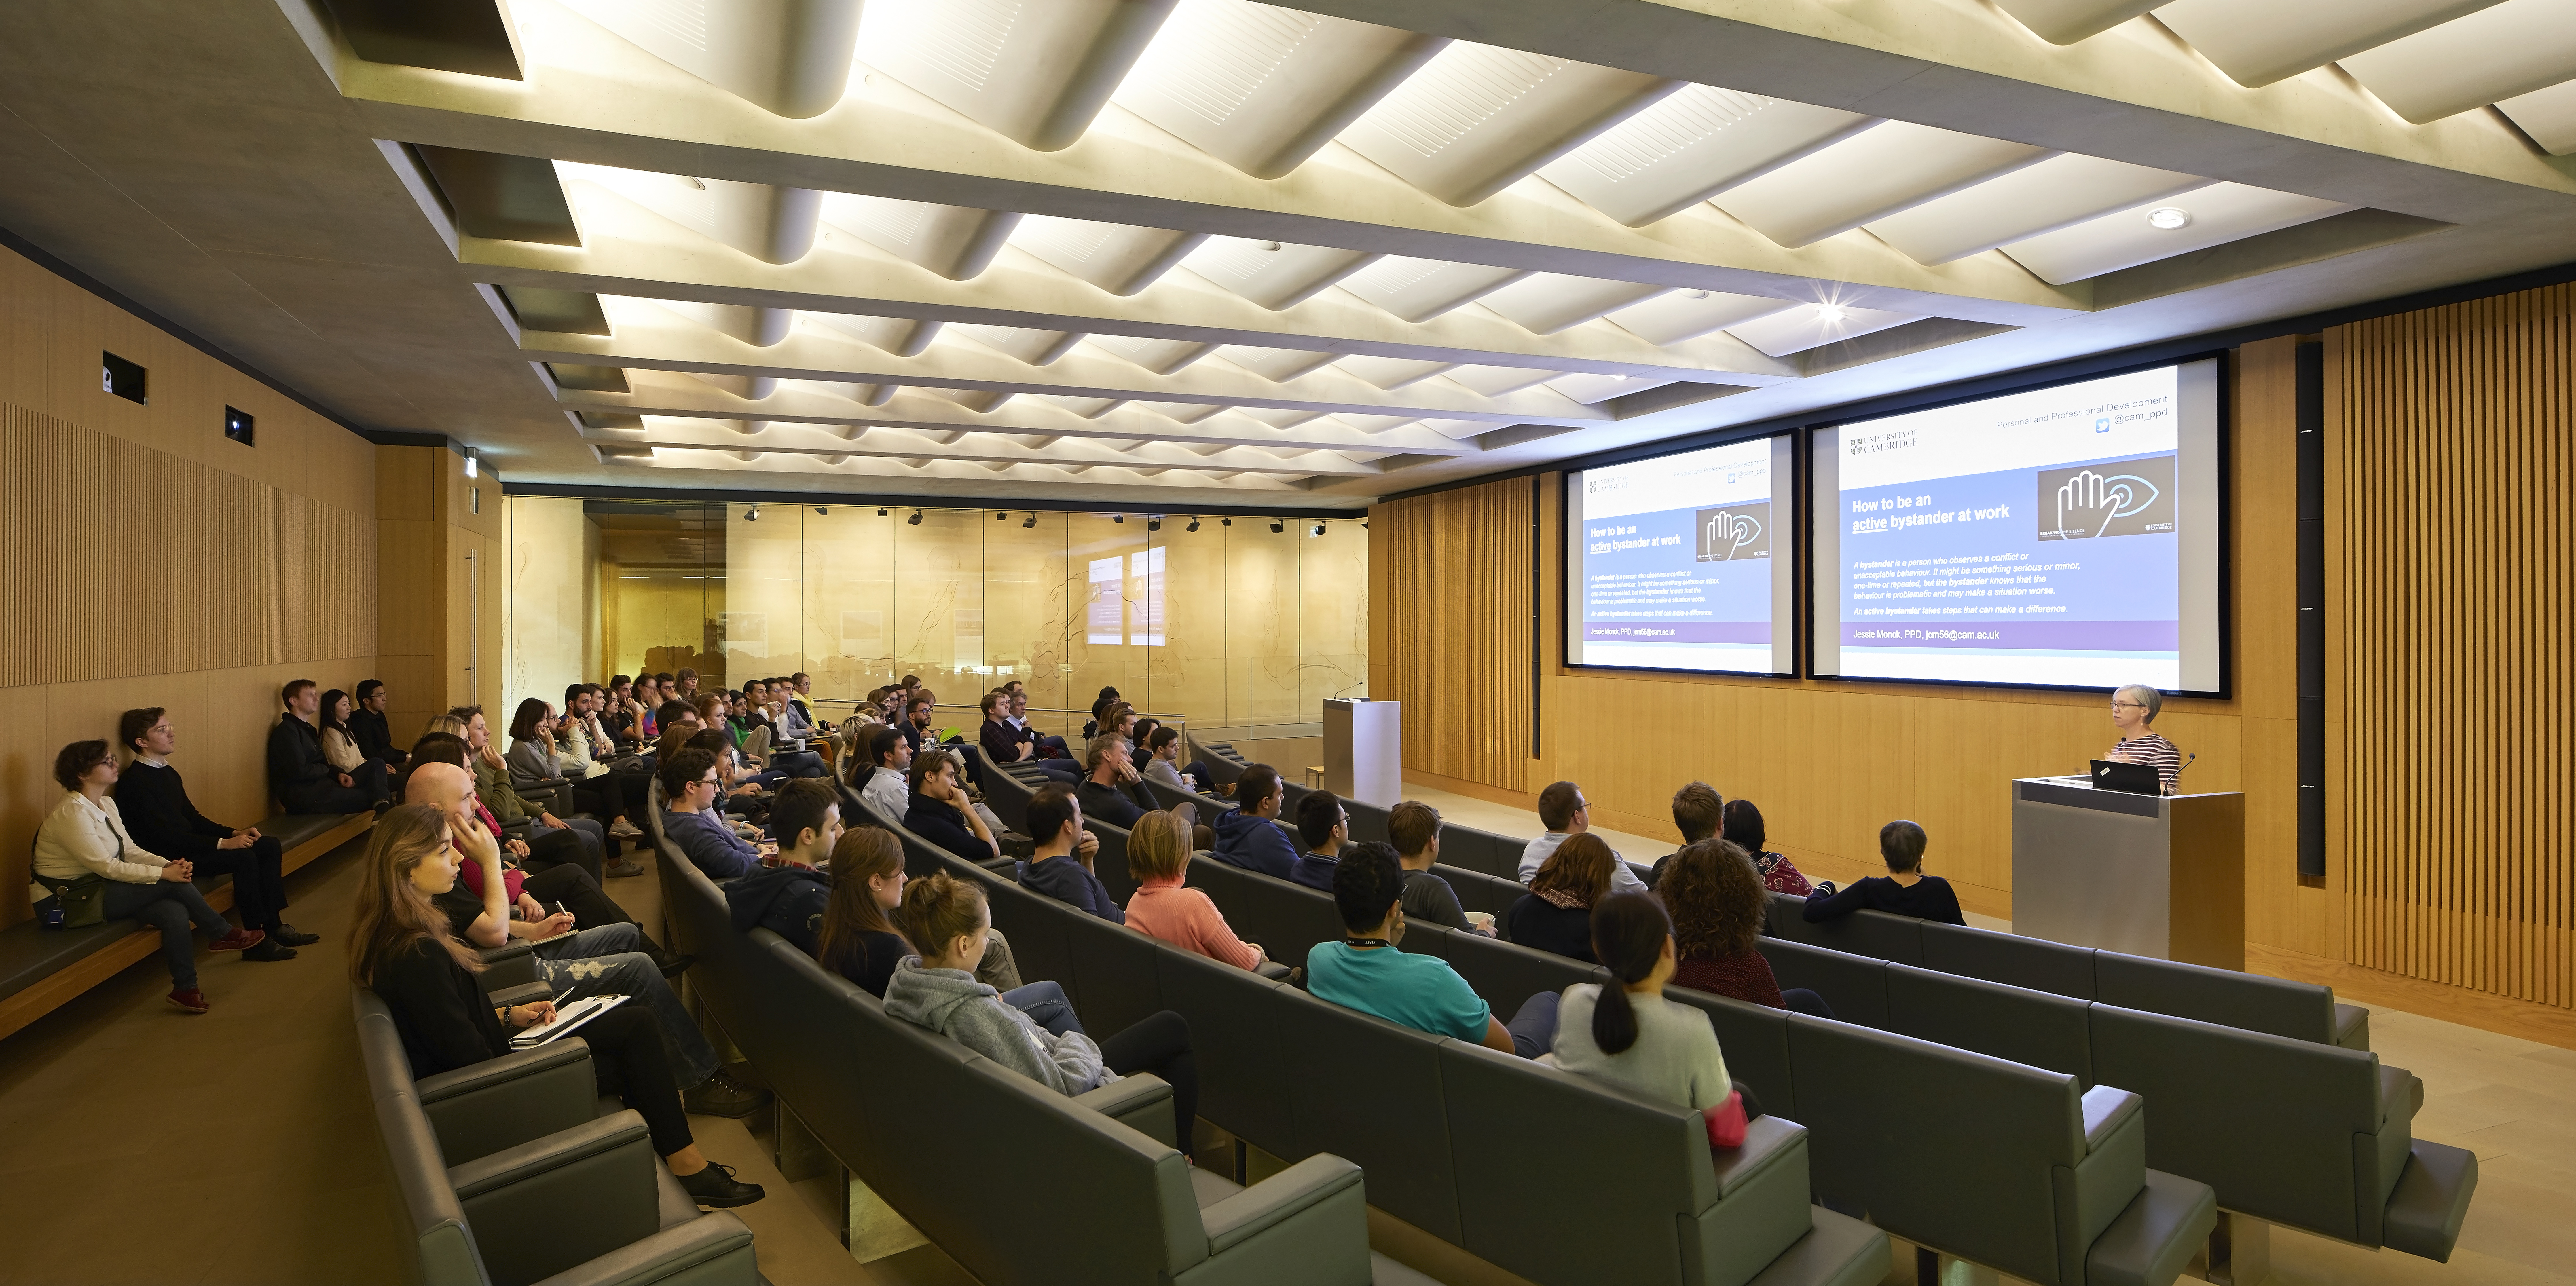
[1122,810,1266,971]
[353,803,762,1207]
[1506,832,1616,963]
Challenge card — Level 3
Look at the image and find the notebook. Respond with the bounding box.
[509,993,630,1050]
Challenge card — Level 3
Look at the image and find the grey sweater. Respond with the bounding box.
[882,957,1116,1097]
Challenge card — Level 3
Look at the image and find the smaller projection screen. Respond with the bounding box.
[1564,432,1796,676]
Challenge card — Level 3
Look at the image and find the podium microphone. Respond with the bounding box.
[2178,752,2196,776]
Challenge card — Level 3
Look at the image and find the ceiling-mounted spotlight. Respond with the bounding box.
[1362,520,1369,530]
[1186,516,1201,533]
[1114,514,1126,524]
[1814,304,1848,324]
[745,504,760,522]
[877,508,888,517]
[1270,520,1285,534]
[1221,516,1232,527]
[815,506,828,516]
[1312,522,1326,537]
[1022,512,1037,529]
[2145,206,2192,230]
[995,511,1007,521]
[907,509,923,526]
[463,455,478,478]
[1147,518,1161,532]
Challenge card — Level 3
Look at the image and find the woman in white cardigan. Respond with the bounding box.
[35,741,268,1013]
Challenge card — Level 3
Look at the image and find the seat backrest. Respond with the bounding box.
[1765,892,1927,965]
[2087,1002,2386,1240]
[1345,799,1391,845]
[1152,941,1303,1154]
[352,989,420,1103]
[1085,816,1140,903]
[1440,1038,1728,1286]
[972,745,1037,833]
[1184,732,1245,784]
[1659,986,1801,1124]
[1918,921,2097,1000]
[1753,937,1893,1030]
[1402,920,1602,1019]
[1883,963,2094,1085]
[1058,893,1169,1036]
[1272,983,1467,1242]
[1786,1016,2088,1286]
[1184,854,1346,960]
[1430,863,1526,920]
[1439,825,1523,878]
[2093,949,2336,1043]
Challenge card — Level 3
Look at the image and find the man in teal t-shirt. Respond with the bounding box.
[1306,846,1557,1057]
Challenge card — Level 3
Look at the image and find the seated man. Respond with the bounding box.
[982,691,1077,781]
[1645,782,1724,891]
[900,694,938,755]
[721,783,838,958]
[1307,844,1556,1058]
[1803,820,1966,926]
[1517,780,1644,896]
[268,678,389,814]
[747,679,827,778]
[1210,764,1298,880]
[1140,726,1218,795]
[1015,785,1120,922]
[349,679,408,769]
[659,748,763,880]
[853,724,913,822]
[116,706,314,958]
[1075,734,1159,828]
[1288,789,1347,892]
[1388,800,1485,935]
[1008,687,1070,760]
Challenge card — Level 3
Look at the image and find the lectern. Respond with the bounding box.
[1324,698,1401,807]
[2010,777,2244,969]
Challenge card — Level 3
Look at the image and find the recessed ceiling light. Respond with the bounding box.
[1255,242,1282,252]
[1815,305,1848,324]
[679,176,706,190]
[1685,290,1711,299]
[2146,207,2192,230]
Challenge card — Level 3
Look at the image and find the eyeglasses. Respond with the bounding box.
[2110,700,2146,710]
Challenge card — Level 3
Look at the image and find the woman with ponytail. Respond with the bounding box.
[1546,892,1756,1144]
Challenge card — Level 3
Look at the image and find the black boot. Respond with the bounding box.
[677,1161,764,1208]
[270,922,321,947]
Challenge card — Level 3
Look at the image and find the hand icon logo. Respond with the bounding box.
[2055,470,2161,538]
[1703,509,1761,559]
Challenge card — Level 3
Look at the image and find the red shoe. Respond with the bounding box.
[167,989,210,1014]
[208,929,265,953]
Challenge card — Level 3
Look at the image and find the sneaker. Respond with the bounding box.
[608,817,645,839]
[677,1161,765,1209]
[166,988,210,1014]
[603,858,646,878]
[270,923,321,947]
[208,929,266,953]
[243,938,298,962]
[682,1072,771,1119]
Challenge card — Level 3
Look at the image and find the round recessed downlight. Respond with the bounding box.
[1685,290,1712,299]
[2146,207,2192,230]
[1815,304,1848,324]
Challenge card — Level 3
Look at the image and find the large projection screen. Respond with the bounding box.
[1809,359,2224,694]
[1565,432,1796,676]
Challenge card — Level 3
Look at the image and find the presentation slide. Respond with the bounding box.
[1810,360,2223,693]
[1566,434,1796,675]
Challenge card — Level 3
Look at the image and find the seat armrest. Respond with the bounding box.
[488,981,553,1009]
[416,1039,601,1165]
[1200,1153,1365,1255]
[1255,960,1293,981]
[450,1111,665,1286]
[2382,1139,2479,1263]
[2334,1002,2372,1051]
[416,1038,593,1105]
[2082,1085,2144,1154]
[1075,1074,1174,1146]
[447,1110,652,1202]
[2083,1169,2217,1286]
[1711,1114,1807,1198]
[527,1212,760,1286]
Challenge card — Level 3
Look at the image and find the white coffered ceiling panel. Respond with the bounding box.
[1536,86,1872,227]
[2336,0,2576,123]
[1335,40,1681,206]
[1724,305,1921,358]
[817,193,1019,280]
[2000,183,2357,284]
[1865,154,2209,265]
[1181,237,1378,310]
[1336,256,1529,323]
[2151,0,2507,87]
[1988,0,2171,44]
[1603,291,1799,346]
[1712,124,2055,248]
[561,0,863,117]
[2498,77,2576,153]
[1109,0,1443,178]
[856,0,1175,150]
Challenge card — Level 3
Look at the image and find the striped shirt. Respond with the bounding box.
[2110,732,2183,794]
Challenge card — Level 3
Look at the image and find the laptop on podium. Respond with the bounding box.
[2088,759,2161,796]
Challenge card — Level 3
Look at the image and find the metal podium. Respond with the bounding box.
[1324,698,1401,807]
[2010,777,2245,969]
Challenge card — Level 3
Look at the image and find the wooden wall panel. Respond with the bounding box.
[2332,284,2575,1009]
[1370,478,1532,794]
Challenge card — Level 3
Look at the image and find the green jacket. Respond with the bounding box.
[473,755,540,826]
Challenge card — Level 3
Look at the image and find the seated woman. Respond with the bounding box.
[352,803,763,1208]
[884,873,1200,1156]
[1122,811,1267,972]
[904,749,1001,864]
[1802,820,1965,927]
[37,741,270,1010]
[1506,832,1615,963]
[318,689,387,785]
[457,705,616,874]
[1546,892,1759,1129]
[1657,840,1834,1018]
[1720,799,1812,896]
[799,825,1051,1013]
[507,698,629,829]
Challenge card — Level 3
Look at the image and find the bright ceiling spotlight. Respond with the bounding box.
[907,509,923,525]
[745,504,760,521]
[2146,207,2193,230]
[1814,304,1848,324]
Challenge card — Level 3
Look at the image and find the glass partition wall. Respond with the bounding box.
[503,497,1367,738]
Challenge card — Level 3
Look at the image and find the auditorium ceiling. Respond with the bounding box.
[1,0,2571,509]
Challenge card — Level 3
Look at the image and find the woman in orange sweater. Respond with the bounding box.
[1122,811,1267,971]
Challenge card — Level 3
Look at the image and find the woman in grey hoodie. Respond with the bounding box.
[882,873,1200,1155]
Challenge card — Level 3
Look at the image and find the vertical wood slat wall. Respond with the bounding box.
[2333,284,2574,1009]
[1369,478,1532,793]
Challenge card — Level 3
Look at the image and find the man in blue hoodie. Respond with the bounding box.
[1211,763,1299,880]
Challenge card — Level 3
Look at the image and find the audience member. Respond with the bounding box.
[1139,727,1213,795]
[350,679,408,768]
[509,697,632,835]
[1387,801,1482,934]
[1517,780,1644,895]
[1802,820,1966,926]
[982,691,1076,781]
[317,689,379,781]
[1016,786,1121,922]
[1658,839,1833,1017]
[1289,790,1348,892]
[1645,782,1725,889]
[351,803,767,1207]
[563,684,650,836]
[676,667,699,698]
[269,679,389,814]
[1082,686,1119,739]
[452,704,615,874]
[1076,734,1158,828]
[1545,892,1755,1132]
[802,826,1029,998]
[1508,832,1616,963]
[412,723,611,880]
[36,740,266,1012]
[901,693,938,755]
[116,707,313,956]
[1211,764,1298,879]
[852,725,912,822]
[1008,688,1069,759]
[905,748,1001,864]
[1122,811,1266,971]
[884,872,1200,1156]
[659,749,763,879]
[1308,844,1556,1057]
[403,759,683,971]
[603,674,644,749]
[1722,799,1814,896]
